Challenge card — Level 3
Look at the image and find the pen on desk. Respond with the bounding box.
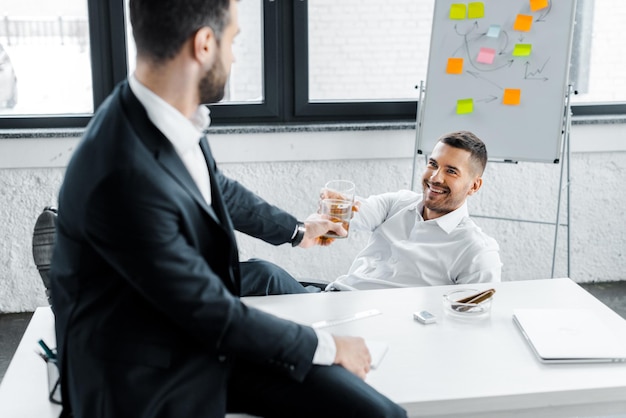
[311,309,381,329]
[38,339,56,360]
[34,350,49,362]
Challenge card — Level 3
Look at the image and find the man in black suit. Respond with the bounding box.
[49,0,406,417]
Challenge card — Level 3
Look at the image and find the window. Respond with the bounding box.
[571,0,626,103]
[0,1,92,115]
[124,0,264,104]
[293,0,626,119]
[569,0,626,114]
[306,0,431,102]
[0,0,623,130]
[291,0,418,121]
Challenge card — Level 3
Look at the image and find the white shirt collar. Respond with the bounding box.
[128,74,211,153]
[416,200,469,234]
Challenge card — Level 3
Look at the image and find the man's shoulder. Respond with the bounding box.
[84,82,131,134]
[392,189,422,200]
[372,189,422,208]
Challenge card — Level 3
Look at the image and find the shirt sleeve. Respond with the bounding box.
[353,190,420,232]
[311,329,336,365]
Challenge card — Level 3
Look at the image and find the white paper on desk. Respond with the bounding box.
[365,340,389,369]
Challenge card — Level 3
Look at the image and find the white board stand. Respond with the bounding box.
[551,85,574,278]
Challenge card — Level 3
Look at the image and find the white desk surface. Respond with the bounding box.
[3,278,626,418]
[0,306,61,418]
[243,278,626,418]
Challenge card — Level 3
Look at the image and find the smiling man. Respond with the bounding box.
[327,130,502,291]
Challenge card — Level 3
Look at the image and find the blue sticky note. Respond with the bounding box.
[487,24,501,38]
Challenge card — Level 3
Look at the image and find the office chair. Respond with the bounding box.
[32,206,57,307]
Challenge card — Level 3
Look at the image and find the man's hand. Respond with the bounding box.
[298,213,347,248]
[332,335,371,379]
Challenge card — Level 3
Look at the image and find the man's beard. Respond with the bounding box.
[199,56,227,104]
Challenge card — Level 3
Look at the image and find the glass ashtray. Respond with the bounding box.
[443,288,494,319]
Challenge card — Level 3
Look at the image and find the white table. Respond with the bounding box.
[0,306,61,418]
[243,278,626,418]
[3,278,626,418]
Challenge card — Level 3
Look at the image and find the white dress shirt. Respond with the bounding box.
[329,190,502,291]
[128,75,212,204]
[128,75,336,365]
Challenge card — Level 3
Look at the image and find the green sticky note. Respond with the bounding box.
[513,43,532,57]
[468,2,485,19]
[456,98,474,114]
[450,4,467,20]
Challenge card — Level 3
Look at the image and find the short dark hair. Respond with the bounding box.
[129,0,232,64]
[438,131,488,175]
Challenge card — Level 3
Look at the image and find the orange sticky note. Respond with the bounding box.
[468,2,485,19]
[503,88,521,105]
[446,57,464,74]
[450,4,467,20]
[457,98,474,114]
[530,0,549,12]
[513,14,533,32]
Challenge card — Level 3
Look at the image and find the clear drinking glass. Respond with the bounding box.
[320,180,355,239]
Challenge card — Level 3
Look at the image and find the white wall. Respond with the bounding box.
[0,121,624,312]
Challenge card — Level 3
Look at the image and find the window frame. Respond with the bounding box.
[0,0,623,131]
[208,0,281,124]
[291,0,417,123]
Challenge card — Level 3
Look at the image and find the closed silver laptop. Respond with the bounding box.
[513,308,626,364]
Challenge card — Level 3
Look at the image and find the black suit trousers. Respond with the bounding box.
[239,259,309,296]
[227,360,407,418]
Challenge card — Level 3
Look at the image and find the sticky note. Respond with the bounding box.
[446,57,464,74]
[503,88,521,105]
[468,2,485,19]
[512,43,532,57]
[457,98,474,114]
[450,4,467,20]
[530,0,549,12]
[476,47,496,64]
[513,14,533,32]
[486,24,501,38]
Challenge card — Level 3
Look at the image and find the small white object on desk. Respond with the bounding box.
[413,310,437,324]
[311,309,381,329]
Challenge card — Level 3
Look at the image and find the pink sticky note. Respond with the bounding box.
[476,47,496,65]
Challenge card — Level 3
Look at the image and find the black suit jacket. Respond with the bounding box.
[50,81,317,417]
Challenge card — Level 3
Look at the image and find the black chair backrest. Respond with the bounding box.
[32,206,57,306]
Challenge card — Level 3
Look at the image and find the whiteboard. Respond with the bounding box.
[417,0,577,163]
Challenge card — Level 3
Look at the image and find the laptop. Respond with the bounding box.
[512,308,626,364]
